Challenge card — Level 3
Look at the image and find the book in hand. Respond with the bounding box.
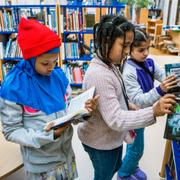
[44,86,95,130]
[164,63,180,141]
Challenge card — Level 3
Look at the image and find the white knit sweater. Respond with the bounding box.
[77,57,155,150]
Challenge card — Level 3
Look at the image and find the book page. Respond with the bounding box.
[67,86,95,114]
[44,86,95,130]
[165,63,180,95]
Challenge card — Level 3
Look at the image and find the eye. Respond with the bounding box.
[42,63,49,66]
[139,48,145,52]
[53,59,58,64]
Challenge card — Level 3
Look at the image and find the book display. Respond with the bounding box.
[164,63,180,141]
[162,63,180,180]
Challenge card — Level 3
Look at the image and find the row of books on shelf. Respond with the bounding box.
[63,62,88,84]
[0,39,22,59]
[61,41,93,60]
[0,0,103,6]
[163,25,180,32]
[64,9,95,31]
[64,42,79,59]
[1,60,88,85]
[0,8,56,32]
[1,61,17,77]
[0,0,68,5]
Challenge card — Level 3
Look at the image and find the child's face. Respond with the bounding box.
[109,31,134,64]
[35,53,58,76]
[131,41,150,62]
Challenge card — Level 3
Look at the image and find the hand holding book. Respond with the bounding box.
[44,87,99,132]
[160,74,179,93]
[153,94,177,117]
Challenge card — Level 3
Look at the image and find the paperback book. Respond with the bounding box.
[44,86,95,130]
[164,63,180,141]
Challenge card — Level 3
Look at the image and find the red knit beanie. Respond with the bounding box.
[18,18,61,60]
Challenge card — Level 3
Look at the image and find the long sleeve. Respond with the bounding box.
[154,62,166,82]
[0,98,56,149]
[123,63,164,108]
[78,58,156,150]
[84,70,155,132]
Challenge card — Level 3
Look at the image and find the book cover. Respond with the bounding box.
[164,63,180,141]
[44,86,95,130]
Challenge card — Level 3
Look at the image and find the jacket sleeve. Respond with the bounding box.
[123,65,162,108]
[154,62,166,82]
[0,98,57,149]
[83,72,155,132]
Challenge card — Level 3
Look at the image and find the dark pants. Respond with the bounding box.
[82,144,123,180]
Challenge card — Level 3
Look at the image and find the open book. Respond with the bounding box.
[44,86,95,130]
[164,63,180,141]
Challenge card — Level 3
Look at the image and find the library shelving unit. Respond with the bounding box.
[0,4,58,83]
[163,25,180,55]
[59,1,125,88]
[146,19,163,47]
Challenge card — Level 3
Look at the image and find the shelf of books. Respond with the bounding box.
[59,1,125,87]
[0,1,125,87]
[0,4,57,83]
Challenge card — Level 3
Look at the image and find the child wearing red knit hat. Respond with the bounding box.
[0,18,98,180]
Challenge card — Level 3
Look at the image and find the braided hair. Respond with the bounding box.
[93,15,134,67]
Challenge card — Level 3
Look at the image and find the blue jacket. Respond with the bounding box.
[122,57,166,108]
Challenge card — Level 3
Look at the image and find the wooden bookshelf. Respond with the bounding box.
[146,19,163,46]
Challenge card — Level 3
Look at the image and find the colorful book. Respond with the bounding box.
[164,63,180,141]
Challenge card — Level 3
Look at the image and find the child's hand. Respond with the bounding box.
[54,124,70,139]
[45,122,70,139]
[44,122,55,132]
[160,75,178,93]
[153,94,177,117]
[128,102,139,110]
[85,95,100,114]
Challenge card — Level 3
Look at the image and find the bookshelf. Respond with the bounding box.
[146,19,163,47]
[0,1,125,87]
[59,1,125,87]
[0,4,58,82]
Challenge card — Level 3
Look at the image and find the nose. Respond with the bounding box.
[144,49,149,56]
[123,46,130,57]
[48,63,55,71]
